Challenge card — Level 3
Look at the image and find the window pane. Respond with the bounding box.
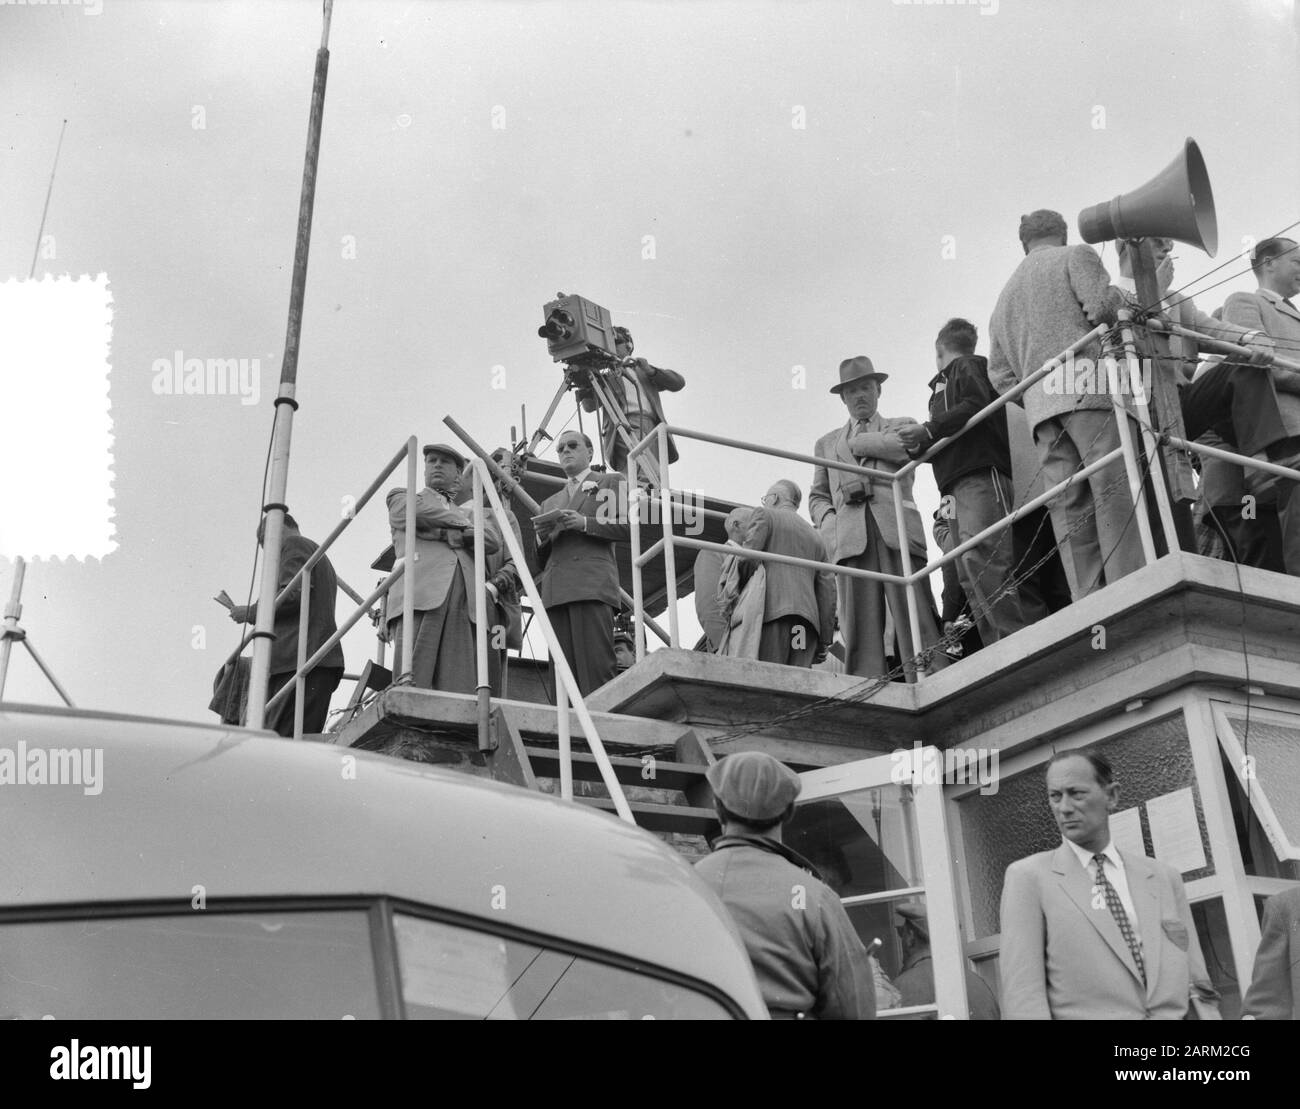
[0,911,381,1019]
[393,913,731,1020]
[1191,898,1241,1021]
[786,785,921,896]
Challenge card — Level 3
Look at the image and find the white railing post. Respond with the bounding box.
[1118,314,1180,554]
[658,423,680,649]
[293,568,311,740]
[1105,342,1159,566]
[401,440,417,681]
[891,474,924,680]
[472,461,491,752]
[556,672,573,801]
[630,447,646,663]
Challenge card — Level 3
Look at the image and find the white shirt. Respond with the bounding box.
[1063,837,1140,942]
[565,467,593,493]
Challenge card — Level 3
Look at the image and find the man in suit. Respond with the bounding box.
[1243,885,1300,1020]
[534,431,631,697]
[734,480,836,668]
[998,750,1220,1020]
[987,209,1143,600]
[384,444,499,694]
[229,513,344,736]
[810,356,950,681]
[575,327,685,484]
[1213,236,1300,575]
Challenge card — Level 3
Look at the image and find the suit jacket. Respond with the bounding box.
[987,244,1121,432]
[250,533,345,676]
[1242,885,1300,1020]
[741,505,836,646]
[998,843,1220,1020]
[385,486,499,620]
[536,472,631,609]
[578,360,686,464]
[1222,289,1300,438]
[810,415,928,562]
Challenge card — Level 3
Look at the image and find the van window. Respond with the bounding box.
[0,911,382,1020]
[392,913,731,1019]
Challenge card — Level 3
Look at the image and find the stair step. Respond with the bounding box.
[576,797,719,836]
[524,746,709,791]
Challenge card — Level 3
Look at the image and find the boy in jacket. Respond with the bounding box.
[898,319,1029,644]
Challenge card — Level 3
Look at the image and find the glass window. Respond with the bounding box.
[1190,898,1241,1021]
[392,913,732,1020]
[785,784,922,897]
[0,910,382,1019]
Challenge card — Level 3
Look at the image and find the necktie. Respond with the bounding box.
[1093,854,1146,986]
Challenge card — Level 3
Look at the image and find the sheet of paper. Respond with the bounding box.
[1109,807,1145,858]
[1146,788,1207,873]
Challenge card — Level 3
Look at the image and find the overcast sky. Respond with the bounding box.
[2,0,1297,722]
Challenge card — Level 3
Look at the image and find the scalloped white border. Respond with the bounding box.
[0,274,115,559]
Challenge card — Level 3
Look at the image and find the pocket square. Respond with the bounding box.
[1162,919,1190,951]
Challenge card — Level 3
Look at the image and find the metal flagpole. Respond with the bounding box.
[247,0,335,730]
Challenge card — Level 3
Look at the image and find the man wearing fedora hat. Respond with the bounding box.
[694,751,876,1020]
[810,356,950,680]
[384,443,500,694]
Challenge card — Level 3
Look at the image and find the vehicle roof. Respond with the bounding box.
[0,703,764,1016]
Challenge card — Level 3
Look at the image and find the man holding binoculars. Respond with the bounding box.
[810,356,950,681]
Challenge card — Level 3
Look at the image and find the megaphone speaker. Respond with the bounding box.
[1078,138,1217,257]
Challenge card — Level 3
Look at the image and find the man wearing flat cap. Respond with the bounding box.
[694,751,877,1020]
[810,356,950,680]
[384,443,500,693]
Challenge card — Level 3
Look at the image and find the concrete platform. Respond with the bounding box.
[332,553,1300,770]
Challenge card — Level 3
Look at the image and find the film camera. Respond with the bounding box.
[538,293,621,368]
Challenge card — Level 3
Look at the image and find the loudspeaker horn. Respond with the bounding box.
[1078,138,1217,257]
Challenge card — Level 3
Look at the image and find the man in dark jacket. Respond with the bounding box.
[898,318,1028,644]
[230,514,344,736]
[694,751,876,1020]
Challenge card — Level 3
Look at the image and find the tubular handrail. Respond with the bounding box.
[626,316,1300,678]
[242,437,419,737]
[473,459,635,823]
[226,438,415,674]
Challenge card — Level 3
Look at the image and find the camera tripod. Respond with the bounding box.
[524,360,664,488]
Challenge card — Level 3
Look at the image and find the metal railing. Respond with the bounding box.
[627,316,1300,678]
[227,437,419,734]
[238,445,635,824]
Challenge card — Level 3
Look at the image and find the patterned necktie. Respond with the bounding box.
[1093,853,1146,986]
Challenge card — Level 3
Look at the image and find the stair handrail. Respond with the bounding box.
[473,458,636,823]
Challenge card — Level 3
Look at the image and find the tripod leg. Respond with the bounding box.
[586,373,662,486]
[525,379,572,458]
[22,638,75,707]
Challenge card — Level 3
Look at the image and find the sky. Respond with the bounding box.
[1,0,1298,722]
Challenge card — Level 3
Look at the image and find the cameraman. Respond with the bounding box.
[573,326,685,485]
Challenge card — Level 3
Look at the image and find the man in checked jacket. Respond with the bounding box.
[899,318,1030,645]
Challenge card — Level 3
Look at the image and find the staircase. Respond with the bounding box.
[485,705,720,854]
[333,684,720,854]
